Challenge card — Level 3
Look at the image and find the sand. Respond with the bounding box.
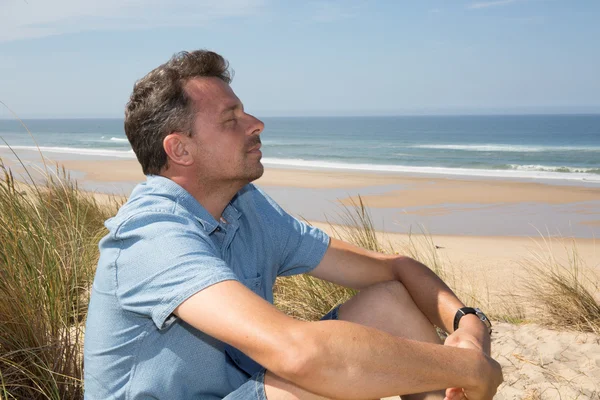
[2,151,600,398]
[310,221,599,288]
[255,168,600,207]
[5,156,587,238]
[382,322,600,399]
[311,223,600,398]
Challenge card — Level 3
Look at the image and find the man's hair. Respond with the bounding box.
[124,50,232,175]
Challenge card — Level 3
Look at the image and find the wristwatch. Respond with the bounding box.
[453,307,492,334]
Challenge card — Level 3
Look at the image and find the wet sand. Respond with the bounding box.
[1,149,599,238]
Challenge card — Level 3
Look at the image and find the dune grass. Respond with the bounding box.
[0,160,119,399]
[273,197,381,321]
[521,237,600,334]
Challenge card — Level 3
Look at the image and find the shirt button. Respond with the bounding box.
[215,227,221,232]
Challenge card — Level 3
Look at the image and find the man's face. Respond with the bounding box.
[184,77,265,185]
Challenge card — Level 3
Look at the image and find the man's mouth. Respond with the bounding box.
[247,143,262,153]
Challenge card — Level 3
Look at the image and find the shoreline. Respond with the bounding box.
[3,151,600,189]
[1,150,599,239]
[2,146,600,186]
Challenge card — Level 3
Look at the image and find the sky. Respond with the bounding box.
[0,0,599,118]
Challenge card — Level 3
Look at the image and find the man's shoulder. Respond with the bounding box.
[106,190,199,240]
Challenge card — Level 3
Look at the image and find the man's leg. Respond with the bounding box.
[264,280,445,400]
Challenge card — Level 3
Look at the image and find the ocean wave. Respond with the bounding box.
[262,158,600,182]
[0,145,136,158]
[507,164,600,174]
[410,144,599,152]
[109,137,129,142]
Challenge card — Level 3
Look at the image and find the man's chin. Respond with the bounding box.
[247,163,265,182]
[239,162,265,183]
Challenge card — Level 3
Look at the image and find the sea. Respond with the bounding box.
[1,114,599,183]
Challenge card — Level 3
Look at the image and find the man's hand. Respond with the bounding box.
[443,315,502,400]
[443,341,502,400]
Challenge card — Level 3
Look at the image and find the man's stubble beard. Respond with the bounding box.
[245,160,264,183]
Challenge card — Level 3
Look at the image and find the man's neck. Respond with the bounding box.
[168,175,246,221]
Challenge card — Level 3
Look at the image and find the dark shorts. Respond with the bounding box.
[224,305,342,399]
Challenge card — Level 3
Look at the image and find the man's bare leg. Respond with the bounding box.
[264,280,445,400]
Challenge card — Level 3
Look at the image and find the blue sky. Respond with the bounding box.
[1,0,599,118]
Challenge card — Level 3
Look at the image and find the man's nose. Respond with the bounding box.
[247,114,264,136]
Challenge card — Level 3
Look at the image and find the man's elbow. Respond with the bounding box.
[393,254,416,266]
[267,325,321,383]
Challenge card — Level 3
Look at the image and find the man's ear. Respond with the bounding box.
[163,133,193,167]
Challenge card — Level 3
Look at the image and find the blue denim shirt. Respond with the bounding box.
[84,175,330,399]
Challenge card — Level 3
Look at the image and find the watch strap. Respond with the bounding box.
[453,307,492,334]
[453,307,476,331]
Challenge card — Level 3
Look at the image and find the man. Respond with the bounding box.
[84,50,503,400]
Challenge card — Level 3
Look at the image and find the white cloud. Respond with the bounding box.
[0,0,266,42]
[468,0,518,9]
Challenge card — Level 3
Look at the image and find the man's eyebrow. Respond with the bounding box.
[220,103,243,115]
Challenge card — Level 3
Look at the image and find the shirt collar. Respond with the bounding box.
[145,175,241,233]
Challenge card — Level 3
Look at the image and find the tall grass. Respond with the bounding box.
[326,196,387,253]
[0,160,119,399]
[274,196,385,320]
[522,238,600,333]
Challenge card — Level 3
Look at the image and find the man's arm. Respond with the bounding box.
[174,280,501,399]
[310,238,490,351]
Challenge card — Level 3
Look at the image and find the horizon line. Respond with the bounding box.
[0,106,600,121]
[2,111,600,120]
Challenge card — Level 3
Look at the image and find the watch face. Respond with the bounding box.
[475,309,492,328]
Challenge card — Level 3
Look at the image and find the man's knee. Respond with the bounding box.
[336,280,410,323]
[348,280,410,310]
[371,280,409,300]
[337,280,441,344]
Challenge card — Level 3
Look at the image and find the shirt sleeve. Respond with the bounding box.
[252,186,330,277]
[111,211,239,330]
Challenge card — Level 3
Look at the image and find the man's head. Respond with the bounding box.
[125,50,263,182]
[173,76,265,186]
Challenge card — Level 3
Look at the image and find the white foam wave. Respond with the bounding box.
[262,158,600,182]
[0,145,136,158]
[508,164,600,173]
[109,137,129,142]
[411,144,598,152]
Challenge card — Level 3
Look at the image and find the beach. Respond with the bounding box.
[66,160,600,397]
[3,3,599,397]
[3,149,599,296]
[2,147,600,398]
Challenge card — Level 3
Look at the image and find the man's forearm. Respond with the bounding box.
[284,319,497,399]
[391,256,467,333]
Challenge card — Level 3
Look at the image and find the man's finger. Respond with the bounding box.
[445,386,465,400]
